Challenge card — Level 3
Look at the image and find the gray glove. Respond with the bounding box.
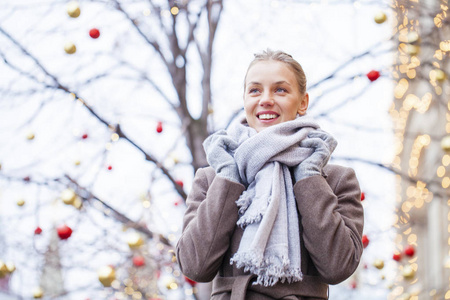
[203,130,241,184]
[294,129,337,182]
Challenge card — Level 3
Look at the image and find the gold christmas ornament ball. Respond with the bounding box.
[26,132,35,140]
[32,287,44,299]
[61,188,77,205]
[74,160,81,166]
[67,1,81,18]
[64,42,77,54]
[98,266,116,287]
[0,261,8,278]
[374,12,387,24]
[73,196,83,209]
[435,69,446,82]
[402,264,416,280]
[373,259,385,270]
[406,44,420,56]
[16,198,25,206]
[127,232,144,249]
[165,277,178,290]
[441,135,450,152]
[406,31,420,44]
[6,262,15,273]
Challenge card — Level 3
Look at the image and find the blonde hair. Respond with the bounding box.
[244,49,307,95]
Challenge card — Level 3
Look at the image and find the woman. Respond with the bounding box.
[176,49,364,300]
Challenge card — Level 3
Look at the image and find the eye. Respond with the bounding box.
[275,87,288,93]
[248,88,260,94]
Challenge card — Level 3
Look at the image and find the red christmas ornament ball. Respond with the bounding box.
[156,121,163,133]
[34,226,43,235]
[132,255,145,267]
[184,276,197,286]
[89,28,100,39]
[367,70,380,82]
[362,235,369,248]
[82,133,88,139]
[393,252,402,261]
[107,165,112,171]
[404,245,415,257]
[57,224,73,240]
[175,180,184,188]
[360,192,365,201]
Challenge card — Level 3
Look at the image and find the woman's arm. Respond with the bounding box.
[176,168,245,282]
[294,166,364,284]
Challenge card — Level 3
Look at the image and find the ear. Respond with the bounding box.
[297,93,309,115]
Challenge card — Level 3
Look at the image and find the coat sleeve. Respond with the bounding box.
[176,168,245,282]
[294,167,364,285]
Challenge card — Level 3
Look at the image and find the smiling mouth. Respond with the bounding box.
[258,113,279,120]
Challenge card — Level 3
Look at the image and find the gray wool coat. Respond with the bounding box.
[176,164,364,300]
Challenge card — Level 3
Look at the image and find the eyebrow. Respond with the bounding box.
[246,81,292,86]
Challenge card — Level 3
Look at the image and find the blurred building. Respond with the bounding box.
[391,0,450,299]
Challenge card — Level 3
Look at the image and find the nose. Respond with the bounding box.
[259,92,274,106]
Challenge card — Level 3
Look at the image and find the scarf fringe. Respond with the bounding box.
[236,195,271,228]
[230,252,303,287]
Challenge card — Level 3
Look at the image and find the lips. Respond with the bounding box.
[257,111,280,120]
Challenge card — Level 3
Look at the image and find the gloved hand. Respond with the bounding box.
[294,129,337,182]
[203,130,241,184]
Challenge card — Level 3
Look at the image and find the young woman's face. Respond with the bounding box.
[244,61,309,133]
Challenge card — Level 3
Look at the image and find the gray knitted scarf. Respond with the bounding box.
[223,115,320,286]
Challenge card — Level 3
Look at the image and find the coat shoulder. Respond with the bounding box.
[197,166,216,185]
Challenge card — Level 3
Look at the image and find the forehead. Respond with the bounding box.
[245,60,296,84]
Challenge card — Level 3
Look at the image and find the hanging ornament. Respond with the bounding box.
[107,165,112,171]
[435,69,446,82]
[184,276,197,287]
[0,261,8,278]
[61,188,77,205]
[132,255,145,267]
[362,235,369,248]
[127,232,144,249]
[393,252,402,261]
[175,180,184,188]
[73,196,83,209]
[17,198,25,206]
[57,224,73,240]
[406,44,420,56]
[6,262,15,274]
[156,121,163,133]
[441,136,450,152]
[406,32,420,44]
[82,133,88,139]
[23,176,31,182]
[404,245,415,257]
[89,28,100,39]
[374,11,387,24]
[366,70,380,82]
[64,42,77,54]
[360,192,365,201]
[402,264,415,280]
[34,226,43,235]
[32,287,44,299]
[74,160,81,166]
[165,277,178,290]
[373,259,384,270]
[67,1,81,18]
[98,266,116,287]
[26,132,35,140]
[349,280,357,289]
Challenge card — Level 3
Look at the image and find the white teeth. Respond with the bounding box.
[259,114,278,120]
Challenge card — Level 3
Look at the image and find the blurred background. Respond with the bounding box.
[0,0,449,299]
